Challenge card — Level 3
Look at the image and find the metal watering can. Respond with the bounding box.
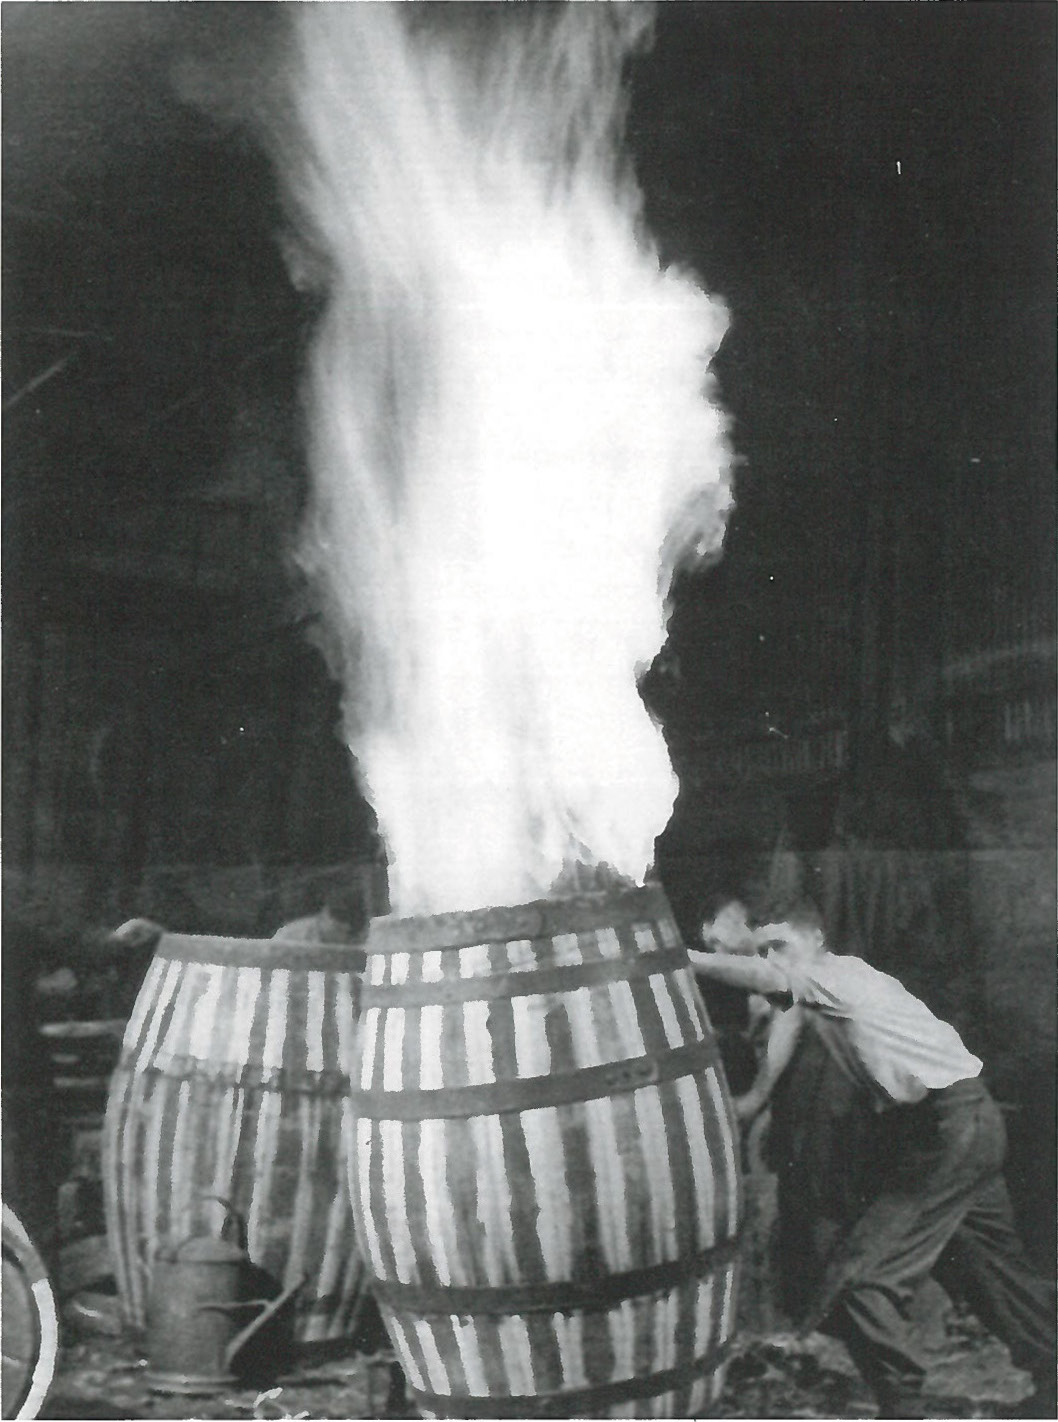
[145,1203,304,1395]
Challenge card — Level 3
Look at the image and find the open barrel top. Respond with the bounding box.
[152,934,366,973]
[153,886,682,966]
[361,882,677,955]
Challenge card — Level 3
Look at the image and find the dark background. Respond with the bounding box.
[3,3,1055,1259]
[4,2,1053,783]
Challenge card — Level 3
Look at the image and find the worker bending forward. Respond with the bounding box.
[692,902,1055,1419]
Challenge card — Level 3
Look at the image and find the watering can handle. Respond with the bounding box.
[220,1275,307,1373]
[136,1193,248,1271]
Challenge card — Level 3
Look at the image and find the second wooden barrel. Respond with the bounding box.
[350,884,742,1418]
[102,934,368,1344]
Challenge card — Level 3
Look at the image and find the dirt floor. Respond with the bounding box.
[40,1304,1036,1421]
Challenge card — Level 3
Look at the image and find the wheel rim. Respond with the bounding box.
[2,1206,58,1421]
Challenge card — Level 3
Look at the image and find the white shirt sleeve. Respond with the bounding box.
[778,953,982,1104]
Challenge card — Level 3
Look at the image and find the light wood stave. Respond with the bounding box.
[350,888,742,1417]
[102,937,368,1344]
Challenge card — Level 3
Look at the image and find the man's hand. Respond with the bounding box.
[107,918,166,951]
[733,1091,763,1123]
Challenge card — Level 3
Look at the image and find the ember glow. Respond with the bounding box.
[280,5,734,915]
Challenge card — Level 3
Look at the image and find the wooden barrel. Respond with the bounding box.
[102,934,368,1344]
[350,884,742,1418]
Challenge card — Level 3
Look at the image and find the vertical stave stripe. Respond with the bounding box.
[387,1313,426,1392]
[389,952,411,986]
[165,1078,196,1239]
[505,938,535,974]
[133,958,183,1074]
[694,1274,714,1356]
[670,967,707,1041]
[497,1315,536,1398]
[414,1320,452,1396]
[655,913,682,951]
[287,1091,323,1293]
[314,1097,357,1309]
[704,1067,741,1236]
[452,1318,489,1397]
[140,1074,167,1265]
[231,966,264,1072]
[720,1259,738,1344]
[359,1006,380,1091]
[154,963,203,1069]
[262,969,290,1071]
[647,973,685,1050]
[675,1073,717,1250]
[334,970,358,1077]
[627,971,699,1265]
[122,957,164,1052]
[457,942,492,980]
[608,1298,636,1386]
[246,1082,283,1254]
[596,927,622,960]
[510,989,574,1353]
[305,970,326,1074]
[634,1083,678,1262]
[462,1000,494,1085]
[383,1008,407,1092]
[186,965,224,1060]
[552,1311,587,1390]
[355,1116,386,1277]
[418,1118,461,1287]
[380,1119,416,1282]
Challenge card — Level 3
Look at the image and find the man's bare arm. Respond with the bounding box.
[734,1004,806,1121]
[687,948,789,996]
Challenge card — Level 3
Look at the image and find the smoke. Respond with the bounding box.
[262,4,734,914]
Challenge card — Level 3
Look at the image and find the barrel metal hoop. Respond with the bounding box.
[359,884,674,956]
[155,935,364,974]
[370,1233,741,1316]
[409,1336,734,1417]
[360,947,689,1008]
[350,1037,720,1120]
[115,1060,354,1096]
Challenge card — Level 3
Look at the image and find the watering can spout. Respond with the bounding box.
[223,1276,306,1373]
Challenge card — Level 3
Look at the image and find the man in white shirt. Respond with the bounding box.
[692,901,1056,1420]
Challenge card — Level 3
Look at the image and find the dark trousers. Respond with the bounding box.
[810,1079,1056,1414]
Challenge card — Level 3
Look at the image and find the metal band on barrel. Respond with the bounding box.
[408,1336,734,1418]
[112,1059,355,1095]
[359,884,673,957]
[370,1234,740,1315]
[350,1037,719,1120]
[155,934,364,974]
[360,947,689,1008]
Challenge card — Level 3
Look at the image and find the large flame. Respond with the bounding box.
[277,5,734,915]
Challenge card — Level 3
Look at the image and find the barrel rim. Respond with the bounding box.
[150,885,675,965]
[360,883,673,956]
[152,934,365,973]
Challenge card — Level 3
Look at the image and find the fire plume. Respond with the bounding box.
[277,5,734,914]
